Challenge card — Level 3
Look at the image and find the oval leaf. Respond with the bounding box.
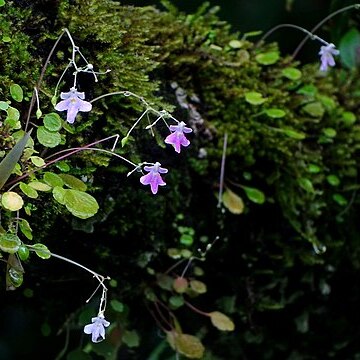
[43,113,62,131]
[63,189,99,219]
[0,233,21,253]
[244,91,266,105]
[222,188,244,214]
[265,108,286,118]
[32,243,51,259]
[255,51,280,65]
[19,182,38,199]
[242,186,265,204]
[36,126,61,148]
[190,280,207,294]
[43,172,64,188]
[10,84,23,102]
[209,311,235,331]
[167,332,205,359]
[2,191,24,211]
[59,174,87,191]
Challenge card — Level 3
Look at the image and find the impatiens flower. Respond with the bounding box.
[319,43,340,72]
[165,121,192,153]
[55,87,92,124]
[83,315,110,343]
[140,162,168,194]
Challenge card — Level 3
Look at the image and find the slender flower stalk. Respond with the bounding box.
[292,3,360,59]
[217,133,228,208]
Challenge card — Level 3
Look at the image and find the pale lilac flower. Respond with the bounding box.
[140,162,168,194]
[165,121,193,153]
[319,43,340,72]
[83,315,110,343]
[55,88,92,124]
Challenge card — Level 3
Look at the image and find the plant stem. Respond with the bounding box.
[292,3,360,59]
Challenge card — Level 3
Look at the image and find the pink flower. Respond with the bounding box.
[319,43,339,72]
[55,88,92,124]
[165,121,192,153]
[140,162,168,194]
[83,315,110,343]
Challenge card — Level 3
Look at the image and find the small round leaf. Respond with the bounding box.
[2,191,24,211]
[0,233,21,253]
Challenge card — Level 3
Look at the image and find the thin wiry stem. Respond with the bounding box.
[292,3,360,59]
[217,133,228,208]
[256,23,329,49]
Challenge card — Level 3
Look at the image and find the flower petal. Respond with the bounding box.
[78,99,92,112]
[84,324,94,334]
[55,99,71,111]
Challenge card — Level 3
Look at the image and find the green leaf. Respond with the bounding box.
[0,130,32,190]
[10,84,23,102]
[122,330,140,348]
[228,39,243,49]
[59,174,87,191]
[169,295,184,308]
[298,177,315,193]
[297,84,317,97]
[43,172,64,187]
[1,191,24,211]
[52,186,66,205]
[327,175,340,186]
[63,189,99,219]
[0,101,9,110]
[30,156,45,167]
[339,27,360,69]
[322,128,337,138]
[67,349,92,360]
[222,188,244,214]
[32,243,51,259]
[19,182,38,199]
[281,67,302,80]
[167,332,205,359]
[17,245,30,260]
[0,1,5,7]
[244,91,266,105]
[242,186,265,204]
[190,280,207,294]
[282,128,306,140]
[255,51,280,65]
[110,299,124,313]
[19,219,33,240]
[36,126,61,148]
[265,108,286,118]
[0,233,21,253]
[28,181,52,192]
[121,136,129,147]
[209,311,235,331]
[7,264,23,288]
[43,113,62,131]
[342,111,356,126]
[6,107,20,122]
[55,161,70,172]
[333,193,347,206]
[307,164,321,174]
[302,102,325,118]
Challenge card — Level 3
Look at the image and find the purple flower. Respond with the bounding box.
[165,121,192,153]
[140,162,168,194]
[83,315,110,343]
[319,43,340,72]
[55,88,92,124]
